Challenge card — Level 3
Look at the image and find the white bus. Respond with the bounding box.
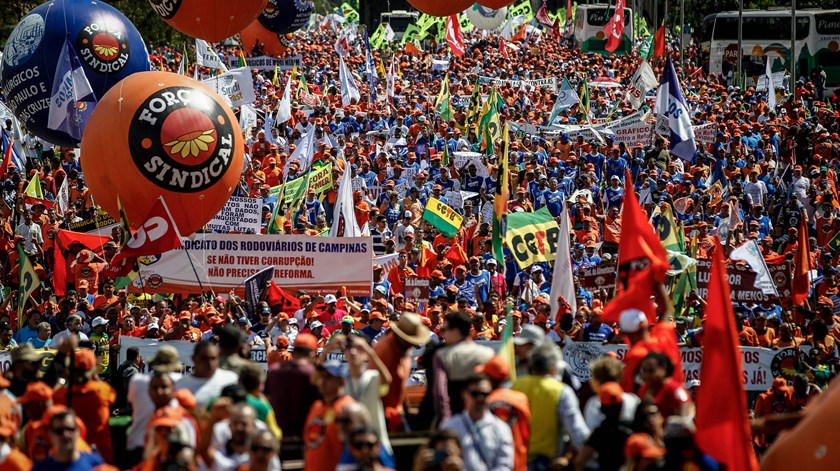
[380,10,419,41]
[573,4,634,55]
[703,9,840,88]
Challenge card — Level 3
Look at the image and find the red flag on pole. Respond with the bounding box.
[499,37,509,58]
[695,240,760,471]
[0,137,13,177]
[109,197,183,268]
[617,169,670,287]
[792,217,811,305]
[266,281,301,312]
[653,24,667,58]
[604,0,626,52]
[567,0,573,21]
[536,2,554,27]
[445,15,465,57]
[405,41,422,56]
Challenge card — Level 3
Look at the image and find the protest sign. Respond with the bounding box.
[405,276,430,304]
[478,75,559,92]
[308,162,334,194]
[65,210,119,234]
[694,259,790,303]
[562,341,807,391]
[207,196,262,234]
[373,253,400,272]
[445,190,463,210]
[579,260,617,292]
[131,234,373,296]
[244,265,274,311]
[227,55,302,71]
[505,207,560,269]
[452,152,489,177]
[202,67,257,107]
[693,122,718,143]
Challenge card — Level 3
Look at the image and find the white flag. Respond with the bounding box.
[330,164,362,237]
[548,78,579,125]
[763,58,777,110]
[654,56,696,162]
[386,60,396,99]
[276,74,293,124]
[550,208,577,320]
[56,177,70,216]
[383,23,396,42]
[284,125,317,178]
[195,39,228,72]
[339,56,360,106]
[626,60,658,109]
[239,104,257,131]
[730,240,779,297]
[177,57,184,75]
[47,40,96,141]
[201,67,256,107]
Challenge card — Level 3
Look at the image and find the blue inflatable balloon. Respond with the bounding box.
[0,0,151,147]
[257,0,314,35]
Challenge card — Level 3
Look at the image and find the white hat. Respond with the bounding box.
[310,320,324,329]
[147,322,160,330]
[404,210,413,218]
[92,317,108,328]
[618,309,648,333]
[324,294,337,304]
[288,318,298,325]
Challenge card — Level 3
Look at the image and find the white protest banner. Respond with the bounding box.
[195,39,228,71]
[131,234,373,296]
[202,67,257,108]
[207,196,263,234]
[562,341,808,391]
[394,182,409,198]
[445,190,463,209]
[373,253,400,272]
[227,55,303,71]
[119,336,271,372]
[478,75,559,92]
[481,201,494,224]
[452,152,489,177]
[753,71,785,91]
[432,59,449,71]
[693,122,719,143]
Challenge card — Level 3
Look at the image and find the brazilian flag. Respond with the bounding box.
[17,245,40,330]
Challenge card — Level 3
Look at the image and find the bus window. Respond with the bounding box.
[712,16,809,41]
[815,13,840,35]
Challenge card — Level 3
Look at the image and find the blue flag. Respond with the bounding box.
[362,28,378,104]
[655,55,696,162]
[47,39,96,142]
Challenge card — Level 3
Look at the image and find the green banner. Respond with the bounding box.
[269,162,332,205]
[505,207,560,270]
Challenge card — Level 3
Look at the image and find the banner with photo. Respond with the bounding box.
[130,234,373,296]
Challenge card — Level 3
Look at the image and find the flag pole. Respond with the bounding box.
[158,196,206,301]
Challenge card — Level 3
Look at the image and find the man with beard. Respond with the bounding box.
[51,314,88,346]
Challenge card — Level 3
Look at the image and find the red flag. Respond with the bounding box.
[23,195,55,209]
[405,41,422,56]
[0,137,12,177]
[695,240,760,471]
[109,198,183,268]
[792,217,811,305]
[601,270,656,325]
[511,24,528,42]
[444,242,467,266]
[536,2,554,27]
[266,281,301,312]
[54,230,112,296]
[567,0,573,21]
[101,255,137,281]
[445,15,465,57]
[617,169,669,287]
[604,0,626,53]
[653,24,667,58]
[499,37,509,58]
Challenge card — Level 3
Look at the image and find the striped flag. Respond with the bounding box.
[497,303,517,382]
[436,74,454,121]
[17,245,40,331]
[492,122,510,264]
[422,197,463,238]
[445,15,465,57]
[578,78,591,122]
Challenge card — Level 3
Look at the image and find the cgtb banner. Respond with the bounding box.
[562,341,809,391]
[131,234,373,296]
[207,196,263,234]
[505,207,560,269]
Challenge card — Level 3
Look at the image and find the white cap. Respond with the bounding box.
[310,320,324,329]
[92,317,108,328]
[404,210,413,218]
[324,294,337,304]
[147,322,160,330]
[288,318,299,325]
[618,309,648,333]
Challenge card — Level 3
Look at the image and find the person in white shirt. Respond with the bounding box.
[175,342,238,410]
[16,210,43,256]
[22,131,44,160]
[51,314,88,347]
[744,170,768,207]
[790,165,810,206]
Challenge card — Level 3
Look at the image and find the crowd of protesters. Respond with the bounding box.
[1,10,840,471]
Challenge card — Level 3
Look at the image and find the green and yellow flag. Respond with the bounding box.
[238,50,247,68]
[467,78,482,127]
[369,24,385,50]
[578,78,591,123]
[492,122,510,264]
[477,88,503,152]
[650,204,681,252]
[436,74,454,121]
[423,197,463,238]
[116,195,132,248]
[340,2,359,23]
[497,302,517,382]
[505,207,560,269]
[24,177,43,199]
[17,244,40,330]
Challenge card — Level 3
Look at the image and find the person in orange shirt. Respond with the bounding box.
[303,361,356,471]
[265,335,292,366]
[52,349,116,463]
[753,313,776,347]
[477,356,530,471]
[72,250,105,292]
[353,191,370,229]
[0,418,31,471]
[264,157,283,187]
[92,279,119,311]
[387,251,415,295]
[574,218,600,245]
[163,312,202,342]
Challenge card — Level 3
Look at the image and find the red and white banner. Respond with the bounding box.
[604,0,626,52]
[446,15,465,57]
[110,198,183,268]
[130,234,373,296]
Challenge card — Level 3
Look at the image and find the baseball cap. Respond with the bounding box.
[324,294,338,304]
[404,210,413,218]
[341,315,355,325]
[294,333,318,350]
[18,381,54,404]
[73,349,96,372]
[319,360,347,378]
[178,311,192,321]
[618,309,648,333]
[474,356,510,382]
[599,382,624,407]
[260,305,272,314]
[513,324,545,346]
[310,320,324,329]
[92,317,108,328]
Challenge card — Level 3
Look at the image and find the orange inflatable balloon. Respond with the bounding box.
[477,0,516,8]
[81,72,244,236]
[148,0,268,42]
[239,20,293,57]
[407,0,472,17]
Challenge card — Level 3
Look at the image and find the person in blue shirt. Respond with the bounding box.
[582,309,615,343]
[453,266,478,308]
[303,189,324,226]
[465,257,492,306]
[14,310,41,344]
[585,142,606,181]
[604,148,629,181]
[33,410,106,471]
[461,165,484,193]
[543,178,566,218]
[386,165,408,187]
[602,176,625,211]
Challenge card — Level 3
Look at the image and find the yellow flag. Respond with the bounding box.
[24,177,43,199]
[17,245,40,330]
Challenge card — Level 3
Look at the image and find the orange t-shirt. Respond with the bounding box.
[93,295,118,311]
[53,380,116,463]
[487,388,531,471]
[303,395,355,471]
[0,448,32,471]
[387,266,415,295]
[371,333,411,412]
[73,262,99,292]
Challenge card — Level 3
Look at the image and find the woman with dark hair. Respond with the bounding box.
[805,319,836,364]
[623,399,665,471]
[638,352,692,419]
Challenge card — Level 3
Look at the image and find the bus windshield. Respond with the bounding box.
[712,15,810,41]
[584,7,631,27]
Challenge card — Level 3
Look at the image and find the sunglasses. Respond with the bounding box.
[351,440,377,449]
[250,444,275,453]
[51,426,77,434]
[468,390,490,399]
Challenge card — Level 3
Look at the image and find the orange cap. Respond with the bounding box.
[19,381,53,404]
[599,381,624,407]
[294,333,318,350]
[73,349,96,372]
[474,356,510,382]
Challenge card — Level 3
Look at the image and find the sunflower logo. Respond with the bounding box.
[164,129,216,159]
[94,43,118,58]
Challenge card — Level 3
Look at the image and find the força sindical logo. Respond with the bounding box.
[76,21,131,74]
[129,86,236,193]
